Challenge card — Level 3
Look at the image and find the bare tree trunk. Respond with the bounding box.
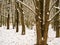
[13,17,16,29]
[20,0,25,35]
[16,0,25,34]
[15,1,19,32]
[55,15,59,37]
[55,0,59,37]
[33,0,43,45]
[7,0,10,29]
[12,14,15,29]
[7,13,10,29]
[5,17,7,26]
[0,3,2,27]
[16,9,19,32]
[43,0,50,45]
[0,16,2,27]
[21,11,25,35]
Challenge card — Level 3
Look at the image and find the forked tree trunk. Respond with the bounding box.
[33,0,50,45]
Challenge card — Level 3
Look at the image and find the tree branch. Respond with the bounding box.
[54,6,60,10]
[48,10,60,21]
[49,0,57,11]
[16,0,37,15]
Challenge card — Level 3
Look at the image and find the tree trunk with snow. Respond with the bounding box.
[43,0,50,45]
[33,0,43,45]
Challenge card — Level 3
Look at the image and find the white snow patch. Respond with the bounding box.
[0,25,36,45]
[0,24,60,45]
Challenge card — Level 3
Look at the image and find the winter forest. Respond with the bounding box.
[0,0,60,45]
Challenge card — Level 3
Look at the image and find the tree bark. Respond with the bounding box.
[16,0,25,34]
[55,0,59,37]
[15,1,19,32]
[16,9,19,32]
[20,0,25,35]
[43,0,50,45]
[7,0,10,29]
[34,0,43,45]
[7,13,10,29]
[0,4,2,27]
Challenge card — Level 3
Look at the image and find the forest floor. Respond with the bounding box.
[0,24,60,45]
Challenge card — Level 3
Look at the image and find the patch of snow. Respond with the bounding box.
[0,24,60,45]
[0,25,36,45]
[47,24,60,45]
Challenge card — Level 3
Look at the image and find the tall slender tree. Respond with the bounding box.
[0,1,2,27]
[15,1,19,32]
[20,0,25,35]
[16,9,19,32]
[16,0,25,34]
[7,0,10,29]
[55,0,59,37]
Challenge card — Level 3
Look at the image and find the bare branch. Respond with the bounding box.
[54,6,60,10]
[49,0,57,11]
[16,0,37,15]
[48,10,60,21]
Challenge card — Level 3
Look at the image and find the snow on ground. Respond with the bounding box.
[0,25,37,45]
[47,24,60,45]
[0,24,60,45]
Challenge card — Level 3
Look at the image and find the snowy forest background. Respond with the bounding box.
[0,0,60,45]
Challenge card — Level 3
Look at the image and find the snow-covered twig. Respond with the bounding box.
[16,0,41,19]
[49,0,57,11]
[48,10,60,21]
[16,0,37,15]
[17,8,20,13]
[54,6,60,10]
